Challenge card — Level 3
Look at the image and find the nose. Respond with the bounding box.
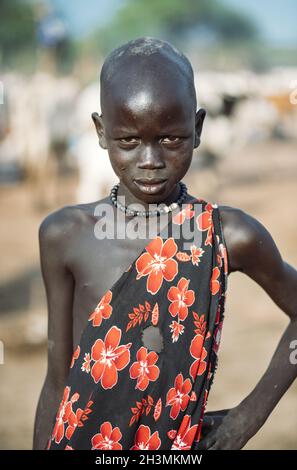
[137,144,165,170]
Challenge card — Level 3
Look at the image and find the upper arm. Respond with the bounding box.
[221,206,297,321]
[39,209,75,388]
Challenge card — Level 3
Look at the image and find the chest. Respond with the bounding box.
[70,232,153,345]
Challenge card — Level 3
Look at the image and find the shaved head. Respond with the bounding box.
[93,37,205,207]
[100,37,197,115]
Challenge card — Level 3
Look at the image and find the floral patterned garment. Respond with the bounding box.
[48,197,228,450]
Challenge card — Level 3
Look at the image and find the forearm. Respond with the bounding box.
[33,378,62,450]
[239,319,297,424]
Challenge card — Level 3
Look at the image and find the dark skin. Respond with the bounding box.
[33,54,297,450]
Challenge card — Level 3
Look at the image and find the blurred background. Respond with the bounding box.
[0,0,296,450]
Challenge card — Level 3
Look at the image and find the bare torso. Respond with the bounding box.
[54,194,236,347]
[68,197,164,346]
[60,195,185,345]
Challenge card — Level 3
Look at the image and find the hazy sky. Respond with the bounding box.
[223,0,297,46]
[50,0,120,36]
[50,0,297,46]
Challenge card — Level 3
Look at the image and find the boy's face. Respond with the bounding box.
[93,65,205,206]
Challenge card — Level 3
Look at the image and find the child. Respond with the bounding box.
[33,37,297,450]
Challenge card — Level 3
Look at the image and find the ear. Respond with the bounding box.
[194,108,206,148]
[92,112,107,149]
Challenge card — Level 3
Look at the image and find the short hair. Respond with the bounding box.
[100,37,197,111]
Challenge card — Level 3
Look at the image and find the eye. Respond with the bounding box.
[119,137,140,144]
[161,136,182,145]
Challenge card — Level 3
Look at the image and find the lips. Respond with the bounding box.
[134,178,167,185]
[133,178,168,195]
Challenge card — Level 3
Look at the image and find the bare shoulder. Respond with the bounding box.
[218,204,283,275]
[39,197,110,249]
[218,204,260,239]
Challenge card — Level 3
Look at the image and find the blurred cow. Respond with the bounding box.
[70,82,118,203]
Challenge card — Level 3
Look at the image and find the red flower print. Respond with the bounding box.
[190,245,204,266]
[169,320,185,343]
[130,424,161,450]
[126,301,151,332]
[154,398,162,421]
[172,203,195,225]
[65,445,73,450]
[166,373,192,420]
[129,346,160,391]
[81,353,91,373]
[210,267,220,295]
[190,390,197,401]
[91,326,132,389]
[189,334,207,380]
[197,203,213,230]
[167,277,195,321]
[135,237,178,295]
[65,399,93,441]
[171,415,198,450]
[51,386,79,444]
[192,312,207,336]
[196,203,214,246]
[129,395,159,427]
[70,345,80,368]
[167,429,177,440]
[89,290,112,327]
[65,407,84,440]
[91,422,122,450]
[176,245,204,266]
[176,251,191,262]
[151,302,159,326]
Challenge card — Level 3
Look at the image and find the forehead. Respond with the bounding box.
[101,60,195,130]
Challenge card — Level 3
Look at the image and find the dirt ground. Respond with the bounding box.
[0,139,296,449]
